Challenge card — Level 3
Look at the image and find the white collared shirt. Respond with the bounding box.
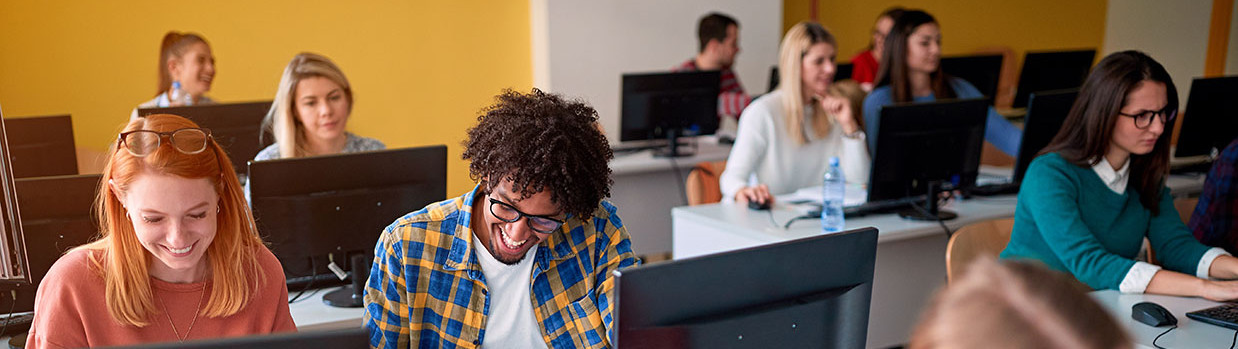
[1092,158,1232,293]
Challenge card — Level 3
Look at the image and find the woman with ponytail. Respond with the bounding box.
[130,32,217,120]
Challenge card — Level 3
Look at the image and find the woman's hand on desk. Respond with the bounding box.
[736,185,773,205]
[1199,279,1238,302]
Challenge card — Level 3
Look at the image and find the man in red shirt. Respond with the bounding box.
[673,13,750,129]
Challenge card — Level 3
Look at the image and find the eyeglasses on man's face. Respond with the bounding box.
[488,197,564,234]
[1119,107,1176,130]
[117,128,212,157]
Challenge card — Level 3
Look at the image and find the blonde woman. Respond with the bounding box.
[254,52,384,161]
[719,21,870,205]
[130,31,217,121]
[27,114,295,347]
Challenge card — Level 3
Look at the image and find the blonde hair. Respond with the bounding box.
[262,52,354,158]
[909,258,1131,349]
[80,114,266,327]
[778,21,838,145]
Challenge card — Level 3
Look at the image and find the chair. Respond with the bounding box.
[946,218,1015,283]
[685,160,726,206]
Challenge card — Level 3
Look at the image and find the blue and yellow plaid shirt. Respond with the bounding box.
[363,185,637,348]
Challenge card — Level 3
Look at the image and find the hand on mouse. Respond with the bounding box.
[736,184,773,206]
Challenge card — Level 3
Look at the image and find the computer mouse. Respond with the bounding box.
[747,200,771,210]
[1132,301,1178,327]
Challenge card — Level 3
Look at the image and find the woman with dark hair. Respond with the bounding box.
[130,32,217,120]
[860,9,1022,156]
[1000,51,1238,300]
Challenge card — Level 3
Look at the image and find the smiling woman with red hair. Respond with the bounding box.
[27,114,295,348]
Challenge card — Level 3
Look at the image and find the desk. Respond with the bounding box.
[609,140,731,259]
[288,287,364,331]
[1091,290,1235,349]
[672,174,1206,348]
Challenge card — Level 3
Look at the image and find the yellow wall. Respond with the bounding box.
[783,0,1107,66]
[0,1,532,195]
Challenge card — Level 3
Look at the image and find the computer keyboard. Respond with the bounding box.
[967,182,1020,196]
[1187,303,1238,330]
[0,311,34,336]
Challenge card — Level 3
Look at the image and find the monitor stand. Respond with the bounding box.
[323,254,369,308]
[898,181,958,221]
[653,129,694,158]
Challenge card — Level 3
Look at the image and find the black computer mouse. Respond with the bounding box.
[1132,301,1178,327]
[747,200,771,210]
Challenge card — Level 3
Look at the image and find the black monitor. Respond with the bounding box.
[767,63,853,93]
[1012,49,1095,108]
[1013,89,1078,183]
[139,101,273,176]
[1174,76,1238,159]
[941,54,1004,100]
[615,227,877,348]
[129,328,368,349]
[248,146,446,307]
[5,115,77,178]
[620,71,720,157]
[868,98,989,220]
[9,174,100,314]
[0,113,30,286]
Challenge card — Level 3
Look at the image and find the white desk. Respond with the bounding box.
[609,139,732,258]
[672,174,1207,349]
[288,287,364,331]
[1091,290,1235,349]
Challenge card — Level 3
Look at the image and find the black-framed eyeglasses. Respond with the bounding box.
[1119,107,1177,130]
[117,128,213,157]
[488,198,565,234]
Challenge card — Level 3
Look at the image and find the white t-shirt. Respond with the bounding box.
[473,236,548,348]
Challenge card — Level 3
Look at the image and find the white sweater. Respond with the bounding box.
[719,90,871,200]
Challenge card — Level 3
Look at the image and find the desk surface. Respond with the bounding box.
[288,287,365,331]
[609,138,731,175]
[1091,290,1235,349]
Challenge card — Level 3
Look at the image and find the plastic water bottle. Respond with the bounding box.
[169,81,193,106]
[822,157,845,233]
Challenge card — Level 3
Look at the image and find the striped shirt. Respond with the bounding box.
[673,59,751,120]
[363,185,637,349]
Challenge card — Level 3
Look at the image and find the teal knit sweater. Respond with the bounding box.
[1000,152,1210,290]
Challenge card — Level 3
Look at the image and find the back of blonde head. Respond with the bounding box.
[84,114,265,327]
[263,52,353,158]
[910,258,1131,349]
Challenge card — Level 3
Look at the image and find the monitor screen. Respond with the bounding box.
[4,115,77,178]
[11,174,100,313]
[1174,76,1238,159]
[139,101,274,176]
[248,146,447,287]
[941,54,1004,100]
[868,98,989,203]
[620,71,720,143]
[1014,89,1078,183]
[615,227,877,348]
[0,112,30,285]
[1012,49,1095,108]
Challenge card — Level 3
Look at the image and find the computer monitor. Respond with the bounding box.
[767,63,853,93]
[615,227,877,348]
[129,328,368,349]
[139,101,274,176]
[868,98,989,220]
[0,113,30,285]
[620,71,720,157]
[4,115,77,178]
[10,174,100,313]
[1012,49,1096,108]
[1013,89,1078,183]
[248,146,447,307]
[941,54,1004,100]
[1174,76,1238,159]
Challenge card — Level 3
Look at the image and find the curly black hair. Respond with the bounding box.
[463,88,614,218]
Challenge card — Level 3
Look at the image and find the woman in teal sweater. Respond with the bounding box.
[1001,51,1238,300]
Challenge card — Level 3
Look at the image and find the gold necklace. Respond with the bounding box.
[159,285,206,343]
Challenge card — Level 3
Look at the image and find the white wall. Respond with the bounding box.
[532,0,782,142]
[1103,0,1212,105]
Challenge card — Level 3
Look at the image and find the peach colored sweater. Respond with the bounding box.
[26,246,296,348]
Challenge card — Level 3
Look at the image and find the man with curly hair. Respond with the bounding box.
[363,88,637,349]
